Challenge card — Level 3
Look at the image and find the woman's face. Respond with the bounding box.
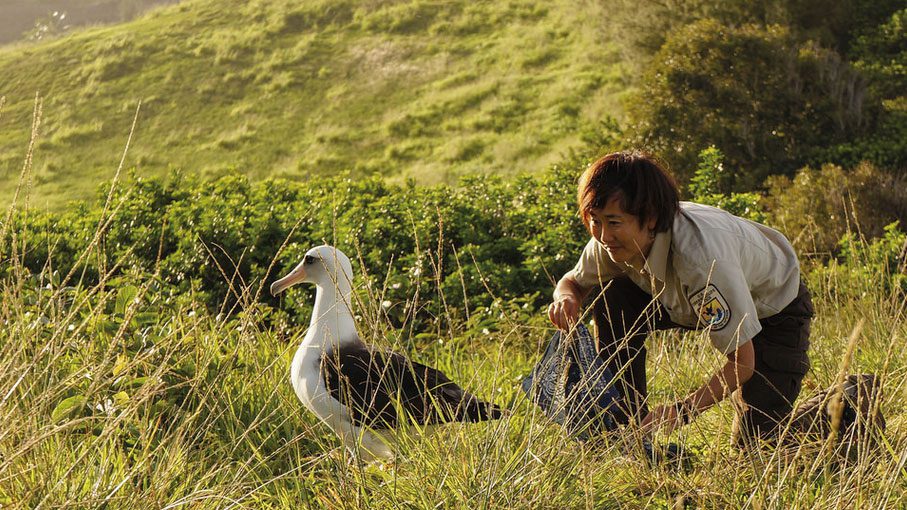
[587,197,657,268]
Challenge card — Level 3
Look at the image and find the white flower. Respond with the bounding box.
[381,300,392,309]
[96,399,116,415]
[67,324,75,331]
[482,328,490,335]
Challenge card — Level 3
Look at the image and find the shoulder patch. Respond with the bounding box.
[689,284,731,330]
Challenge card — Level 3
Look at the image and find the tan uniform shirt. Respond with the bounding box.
[567,202,801,354]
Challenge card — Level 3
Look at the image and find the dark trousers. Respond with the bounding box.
[590,278,814,443]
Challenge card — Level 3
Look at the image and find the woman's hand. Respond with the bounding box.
[641,405,678,436]
[547,295,580,330]
[641,401,695,437]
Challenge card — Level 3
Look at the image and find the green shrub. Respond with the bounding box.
[687,147,766,222]
[9,151,901,335]
[6,164,588,330]
[600,0,778,68]
[851,8,907,101]
[765,162,907,255]
[628,20,868,187]
[827,8,907,169]
[574,116,623,161]
[808,221,907,296]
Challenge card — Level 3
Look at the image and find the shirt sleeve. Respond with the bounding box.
[565,238,623,291]
[685,259,762,354]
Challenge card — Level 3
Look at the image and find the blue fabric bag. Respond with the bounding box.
[521,324,624,439]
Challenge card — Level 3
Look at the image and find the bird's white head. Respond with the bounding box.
[270,245,354,297]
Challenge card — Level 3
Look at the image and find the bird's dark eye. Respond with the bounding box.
[303,255,316,265]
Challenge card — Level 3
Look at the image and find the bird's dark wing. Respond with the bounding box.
[321,344,502,429]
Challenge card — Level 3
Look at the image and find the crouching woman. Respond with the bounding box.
[548,151,813,445]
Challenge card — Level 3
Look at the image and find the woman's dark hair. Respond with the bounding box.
[577,151,679,233]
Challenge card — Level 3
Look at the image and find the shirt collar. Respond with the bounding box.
[643,230,671,282]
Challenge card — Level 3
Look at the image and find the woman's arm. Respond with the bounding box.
[642,340,755,435]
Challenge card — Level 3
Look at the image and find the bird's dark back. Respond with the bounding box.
[321,345,501,429]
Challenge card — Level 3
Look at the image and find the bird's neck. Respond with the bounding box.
[304,280,357,350]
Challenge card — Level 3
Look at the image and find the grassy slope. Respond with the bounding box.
[0,0,625,210]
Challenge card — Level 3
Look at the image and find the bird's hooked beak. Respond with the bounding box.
[271,265,306,296]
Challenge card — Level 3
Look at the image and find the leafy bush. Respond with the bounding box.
[829,7,907,169]
[687,147,766,222]
[601,0,903,72]
[808,221,907,296]
[600,0,778,67]
[627,20,869,187]
[7,164,588,330]
[765,162,907,255]
[851,7,907,99]
[8,149,902,336]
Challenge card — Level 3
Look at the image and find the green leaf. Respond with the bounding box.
[115,285,139,316]
[132,311,159,326]
[126,376,151,389]
[113,354,129,376]
[151,400,174,417]
[51,395,88,423]
[113,376,151,391]
[174,361,196,378]
[112,391,130,406]
[100,319,120,334]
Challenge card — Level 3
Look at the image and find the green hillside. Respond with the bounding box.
[0,0,623,210]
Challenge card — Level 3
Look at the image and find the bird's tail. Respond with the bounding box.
[455,395,503,422]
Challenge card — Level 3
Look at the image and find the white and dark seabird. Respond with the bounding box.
[271,245,502,460]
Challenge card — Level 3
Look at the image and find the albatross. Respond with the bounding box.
[271,245,502,461]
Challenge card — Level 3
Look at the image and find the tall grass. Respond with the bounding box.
[1,111,905,507]
[2,207,905,509]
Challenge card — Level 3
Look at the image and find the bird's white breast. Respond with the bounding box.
[290,334,350,431]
